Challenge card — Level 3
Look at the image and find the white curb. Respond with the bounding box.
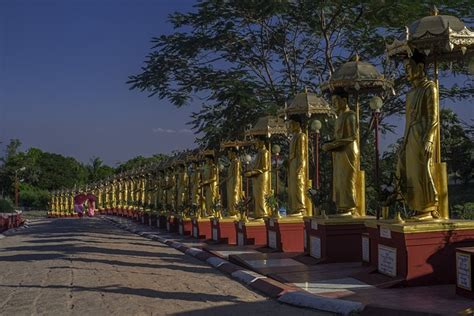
[206,256,226,268]
[278,291,364,316]
[231,270,267,285]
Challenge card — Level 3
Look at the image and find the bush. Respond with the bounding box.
[0,198,14,213]
[19,184,50,209]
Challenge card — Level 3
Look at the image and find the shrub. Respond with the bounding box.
[0,198,14,213]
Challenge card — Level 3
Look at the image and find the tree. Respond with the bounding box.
[128,0,473,148]
[86,157,114,182]
[115,154,168,174]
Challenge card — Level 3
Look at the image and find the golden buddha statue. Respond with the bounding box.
[225,149,243,218]
[176,164,189,214]
[163,168,176,211]
[287,119,309,216]
[322,93,358,216]
[245,139,270,219]
[189,161,204,217]
[201,155,218,217]
[397,53,439,220]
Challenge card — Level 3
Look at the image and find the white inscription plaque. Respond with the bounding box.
[166,222,170,231]
[269,219,274,227]
[311,219,318,231]
[362,236,370,262]
[212,228,218,241]
[238,232,244,246]
[378,245,397,277]
[193,226,198,238]
[310,236,321,259]
[179,225,183,235]
[268,230,277,249]
[380,227,392,239]
[457,252,472,290]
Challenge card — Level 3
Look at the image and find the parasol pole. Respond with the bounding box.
[434,57,441,164]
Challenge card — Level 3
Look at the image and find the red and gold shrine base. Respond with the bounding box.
[308,216,373,262]
[211,218,237,245]
[191,218,212,240]
[158,214,168,229]
[149,214,158,227]
[455,247,474,299]
[365,220,474,286]
[235,220,267,246]
[178,217,192,236]
[266,217,304,252]
[167,215,179,233]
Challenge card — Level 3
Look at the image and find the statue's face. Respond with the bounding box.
[332,95,347,112]
[288,120,300,133]
[405,59,424,82]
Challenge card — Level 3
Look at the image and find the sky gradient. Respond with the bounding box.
[1,0,472,166]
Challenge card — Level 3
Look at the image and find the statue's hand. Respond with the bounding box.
[322,143,331,152]
[424,141,433,157]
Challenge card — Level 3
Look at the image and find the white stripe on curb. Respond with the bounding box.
[278,291,364,316]
[231,270,267,285]
[185,248,203,257]
[206,256,226,268]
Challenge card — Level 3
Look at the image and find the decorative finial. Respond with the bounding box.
[431,5,439,16]
[304,86,308,93]
[355,53,360,62]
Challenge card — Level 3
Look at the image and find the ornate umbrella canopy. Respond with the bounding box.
[321,56,393,95]
[245,115,287,138]
[279,88,334,119]
[220,140,252,151]
[386,7,474,63]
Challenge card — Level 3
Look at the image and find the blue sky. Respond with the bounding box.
[0,0,472,166]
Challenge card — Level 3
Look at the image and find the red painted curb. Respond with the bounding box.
[250,278,298,298]
[217,262,244,275]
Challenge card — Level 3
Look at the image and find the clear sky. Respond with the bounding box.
[1,0,472,166]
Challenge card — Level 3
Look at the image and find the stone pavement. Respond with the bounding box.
[0,217,327,316]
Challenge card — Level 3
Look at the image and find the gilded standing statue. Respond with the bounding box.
[225,148,243,218]
[201,154,218,217]
[397,52,439,220]
[287,119,309,216]
[245,139,270,219]
[322,92,358,215]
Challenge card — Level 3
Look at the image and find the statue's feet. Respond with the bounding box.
[410,212,433,221]
[287,212,303,217]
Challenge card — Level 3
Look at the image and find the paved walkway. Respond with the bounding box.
[0,218,325,315]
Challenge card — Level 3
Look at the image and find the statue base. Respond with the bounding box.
[166,214,178,233]
[178,217,192,236]
[455,247,474,299]
[210,217,237,244]
[308,216,374,262]
[362,219,474,286]
[235,220,267,246]
[158,214,167,229]
[142,212,150,225]
[191,217,212,239]
[266,217,304,252]
[149,213,158,227]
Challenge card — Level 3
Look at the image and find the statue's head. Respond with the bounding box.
[404,50,426,83]
[332,90,349,112]
[288,117,302,133]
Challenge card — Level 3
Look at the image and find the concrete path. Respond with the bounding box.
[0,218,326,315]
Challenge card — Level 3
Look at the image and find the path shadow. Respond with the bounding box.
[3,244,183,260]
[0,284,240,303]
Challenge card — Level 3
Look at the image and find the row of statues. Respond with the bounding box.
[50,53,441,221]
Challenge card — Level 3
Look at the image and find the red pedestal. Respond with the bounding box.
[456,247,474,299]
[167,215,178,233]
[365,220,474,286]
[266,218,304,252]
[211,218,237,244]
[308,217,370,262]
[178,218,192,236]
[235,221,267,246]
[192,218,212,239]
[149,214,158,227]
[158,215,167,229]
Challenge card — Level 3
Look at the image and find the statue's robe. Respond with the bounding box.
[288,131,309,215]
